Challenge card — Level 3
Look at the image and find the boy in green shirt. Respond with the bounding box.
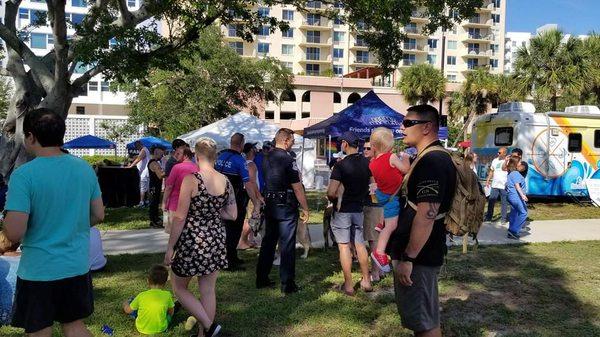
[123,265,175,335]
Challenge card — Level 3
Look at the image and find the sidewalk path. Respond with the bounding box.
[101,219,600,255]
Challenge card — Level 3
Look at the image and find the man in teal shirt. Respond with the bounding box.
[3,108,105,337]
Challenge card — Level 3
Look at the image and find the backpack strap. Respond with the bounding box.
[401,145,450,219]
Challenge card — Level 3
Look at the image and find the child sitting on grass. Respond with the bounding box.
[368,127,410,273]
[123,264,175,335]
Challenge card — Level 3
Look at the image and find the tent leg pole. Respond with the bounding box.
[328,135,332,163]
[300,138,306,183]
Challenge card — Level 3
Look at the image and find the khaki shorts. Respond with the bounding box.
[363,206,383,242]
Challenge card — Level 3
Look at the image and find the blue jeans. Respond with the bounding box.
[507,194,527,234]
[486,188,508,221]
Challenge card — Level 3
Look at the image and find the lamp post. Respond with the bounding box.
[438,30,446,118]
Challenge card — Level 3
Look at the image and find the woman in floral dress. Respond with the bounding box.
[165,137,237,337]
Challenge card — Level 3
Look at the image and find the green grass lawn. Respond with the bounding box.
[98,191,600,231]
[2,242,599,337]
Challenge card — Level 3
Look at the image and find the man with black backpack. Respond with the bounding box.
[389,105,457,337]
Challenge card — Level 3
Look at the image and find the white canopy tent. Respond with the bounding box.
[178,112,316,187]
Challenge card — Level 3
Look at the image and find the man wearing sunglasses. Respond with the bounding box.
[485,147,508,223]
[388,105,456,337]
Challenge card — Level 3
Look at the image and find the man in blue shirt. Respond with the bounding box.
[2,108,105,337]
[215,133,261,270]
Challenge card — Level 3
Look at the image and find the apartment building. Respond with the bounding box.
[0,0,138,116]
[504,32,532,74]
[222,0,506,127]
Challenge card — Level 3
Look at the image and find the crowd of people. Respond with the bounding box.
[0,104,533,337]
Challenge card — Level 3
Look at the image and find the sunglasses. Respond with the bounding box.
[402,119,431,128]
[364,147,371,150]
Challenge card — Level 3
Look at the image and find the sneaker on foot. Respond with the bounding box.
[204,323,222,337]
[370,251,391,273]
[507,231,520,240]
[374,222,385,232]
[273,255,281,266]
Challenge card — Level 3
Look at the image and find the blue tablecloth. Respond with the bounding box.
[0,255,20,325]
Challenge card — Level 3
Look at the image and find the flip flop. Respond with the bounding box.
[332,283,355,296]
[355,278,373,293]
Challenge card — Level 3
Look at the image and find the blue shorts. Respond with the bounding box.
[375,189,400,219]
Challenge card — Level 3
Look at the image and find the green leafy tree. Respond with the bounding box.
[125,27,293,140]
[581,33,600,105]
[0,0,481,176]
[0,76,11,121]
[397,64,446,104]
[514,29,586,111]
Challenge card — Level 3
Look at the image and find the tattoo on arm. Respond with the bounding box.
[425,202,440,220]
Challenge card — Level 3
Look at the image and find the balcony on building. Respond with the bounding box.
[299,49,333,64]
[300,14,332,30]
[404,25,427,39]
[477,1,495,13]
[305,1,327,12]
[402,42,429,54]
[300,32,333,47]
[463,31,494,43]
[462,63,489,73]
[350,36,369,50]
[462,47,492,58]
[350,52,377,66]
[410,10,429,23]
[400,58,417,67]
[462,16,493,28]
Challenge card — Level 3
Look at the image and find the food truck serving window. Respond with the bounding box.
[594,130,600,148]
[568,133,582,152]
[494,127,513,146]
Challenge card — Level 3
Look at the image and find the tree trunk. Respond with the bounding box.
[452,109,477,148]
[551,94,558,111]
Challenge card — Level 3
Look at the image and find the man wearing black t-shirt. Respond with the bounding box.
[327,131,373,295]
[389,105,456,337]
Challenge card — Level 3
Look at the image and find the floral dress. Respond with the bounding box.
[171,173,230,277]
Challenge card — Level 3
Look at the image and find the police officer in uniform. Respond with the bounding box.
[256,128,309,294]
[215,133,261,270]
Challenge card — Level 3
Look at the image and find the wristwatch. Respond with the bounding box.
[401,252,416,263]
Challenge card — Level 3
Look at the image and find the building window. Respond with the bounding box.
[265,111,274,119]
[447,40,457,49]
[88,81,98,91]
[18,8,29,19]
[490,59,499,68]
[467,58,479,69]
[127,0,137,7]
[258,43,270,55]
[348,92,361,104]
[306,64,320,76]
[281,112,296,120]
[568,133,582,152]
[402,54,416,65]
[71,13,85,25]
[74,62,88,74]
[492,14,500,24]
[334,2,344,9]
[282,44,294,55]
[491,44,499,54]
[76,106,85,114]
[228,24,238,37]
[334,16,343,25]
[356,35,368,47]
[447,74,457,82]
[307,1,322,9]
[333,65,343,76]
[282,9,294,21]
[307,30,321,43]
[468,43,480,54]
[306,47,320,60]
[258,25,270,36]
[403,38,416,50]
[282,62,293,71]
[30,33,47,49]
[71,0,86,7]
[493,0,501,8]
[30,10,47,23]
[428,39,438,49]
[307,13,321,26]
[302,112,310,118]
[333,31,345,43]
[302,91,311,102]
[427,54,437,65]
[447,56,456,65]
[494,127,513,146]
[281,90,296,101]
[282,28,294,38]
[101,81,110,92]
[356,50,369,63]
[258,7,270,18]
[333,48,344,59]
[229,42,243,55]
[47,34,54,45]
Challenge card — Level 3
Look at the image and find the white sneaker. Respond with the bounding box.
[273,255,281,266]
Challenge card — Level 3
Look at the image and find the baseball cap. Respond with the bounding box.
[339,131,360,148]
[262,140,273,149]
[243,142,258,154]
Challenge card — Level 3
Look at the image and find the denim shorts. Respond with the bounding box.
[375,189,401,219]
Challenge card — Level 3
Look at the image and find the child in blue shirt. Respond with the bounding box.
[506,158,528,239]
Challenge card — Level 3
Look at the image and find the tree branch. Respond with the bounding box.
[71,66,104,90]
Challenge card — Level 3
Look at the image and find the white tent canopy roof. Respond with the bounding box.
[178,112,301,149]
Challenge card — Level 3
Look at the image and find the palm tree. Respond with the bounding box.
[513,29,586,111]
[582,33,600,105]
[396,64,447,105]
[494,73,527,105]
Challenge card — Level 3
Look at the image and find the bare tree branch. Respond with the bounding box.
[71,66,104,89]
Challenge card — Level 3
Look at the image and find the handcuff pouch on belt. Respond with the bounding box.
[265,190,298,207]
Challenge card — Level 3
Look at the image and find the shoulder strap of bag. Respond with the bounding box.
[401,145,449,220]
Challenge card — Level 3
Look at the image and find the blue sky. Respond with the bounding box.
[506,0,599,35]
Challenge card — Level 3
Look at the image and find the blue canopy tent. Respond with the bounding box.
[63,135,117,156]
[126,136,172,152]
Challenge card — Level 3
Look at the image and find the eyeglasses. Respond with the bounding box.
[402,119,431,128]
[364,147,371,150]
